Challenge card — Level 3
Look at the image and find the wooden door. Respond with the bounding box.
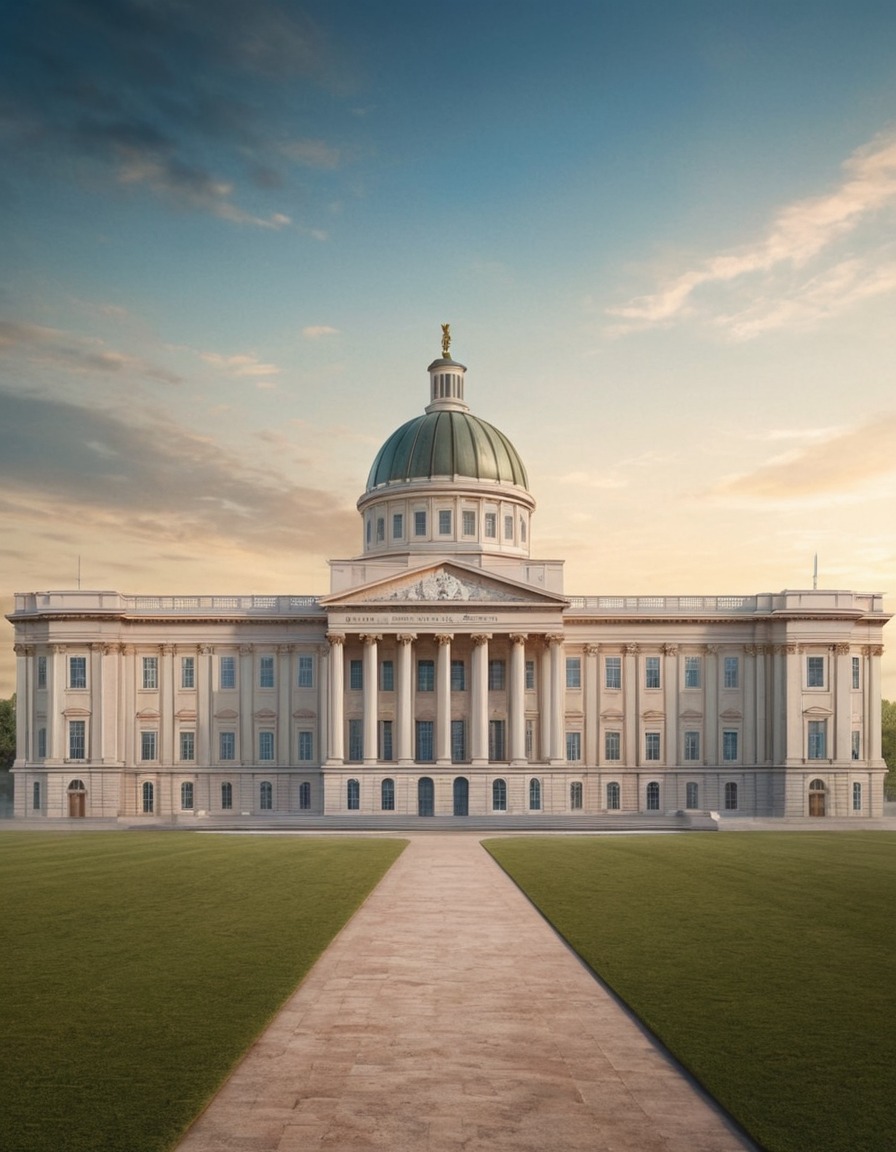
[809,791,825,817]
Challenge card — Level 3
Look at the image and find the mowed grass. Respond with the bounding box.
[485,833,895,1152]
[0,832,405,1152]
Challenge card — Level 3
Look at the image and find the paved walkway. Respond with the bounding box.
[175,835,755,1152]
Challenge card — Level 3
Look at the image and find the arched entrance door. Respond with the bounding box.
[67,779,86,818]
[808,779,826,817]
[418,776,434,817]
[453,777,469,817]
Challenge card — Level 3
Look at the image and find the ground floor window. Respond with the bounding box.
[724,781,738,810]
[142,781,154,814]
[529,778,541,810]
[260,780,273,810]
[32,781,41,810]
[607,781,620,810]
[347,778,360,810]
[646,781,660,810]
[221,782,232,810]
[299,781,311,810]
[686,781,699,809]
[492,778,507,811]
[180,782,194,810]
[570,781,583,810]
[852,781,862,811]
[381,777,395,811]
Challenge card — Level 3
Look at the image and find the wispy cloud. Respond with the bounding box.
[608,133,896,338]
[302,325,339,338]
[0,319,182,384]
[200,351,281,379]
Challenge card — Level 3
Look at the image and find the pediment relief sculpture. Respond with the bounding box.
[373,569,522,603]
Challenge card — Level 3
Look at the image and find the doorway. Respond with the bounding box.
[417,776,434,817]
[67,780,86,818]
[808,779,826,817]
[453,777,469,817]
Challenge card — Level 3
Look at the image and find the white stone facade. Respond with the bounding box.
[7,342,891,822]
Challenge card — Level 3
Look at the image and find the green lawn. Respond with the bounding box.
[485,832,896,1152]
[0,832,406,1152]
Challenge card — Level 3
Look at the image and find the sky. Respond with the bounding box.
[1,0,895,698]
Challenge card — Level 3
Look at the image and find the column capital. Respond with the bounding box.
[52,644,67,655]
[14,643,33,656]
[471,633,492,646]
[625,642,639,655]
[703,644,719,656]
[509,633,528,646]
[199,645,213,656]
[662,643,678,656]
[359,633,382,645]
[326,633,346,648]
[546,633,565,647]
[239,644,254,655]
[584,643,600,657]
[835,643,850,656]
[396,633,417,645]
[435,633,454,645]
[863,644,884,657]
[277,643,294,655]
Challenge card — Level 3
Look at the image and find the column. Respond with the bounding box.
[548,634,565,764]
[50,645,65,762]
[704,645,718,765]
[470,634,491,765]
[743,646,756,766]
[784,643,801,765]
[663,644,678,766]
[538,638,552,762]
[239,645,254,765]
[754,644,768,764]
[278,644,292,766]
[160,645,175,767]
[435,634,453,764]
[13,645,29,763]
[509,634,527,764]
[868,645,883,762]
[121,646,135,766]
[624,643,638,766]
[361,634,380,765]
[771,645,786,764]
[396,635,415,764]
[197,646,212,766]
[100,644,119,764]
[584,644,600,767]
[326,634,345,763]
[318,643,329,764]
[834,643,851,762]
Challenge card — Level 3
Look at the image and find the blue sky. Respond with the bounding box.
[1,0,895,696]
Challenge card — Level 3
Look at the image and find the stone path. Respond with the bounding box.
[175,834,755,1151]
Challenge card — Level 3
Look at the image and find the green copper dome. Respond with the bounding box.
[366,409,529,491]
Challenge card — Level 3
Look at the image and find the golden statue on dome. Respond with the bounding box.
[441,323,451,358]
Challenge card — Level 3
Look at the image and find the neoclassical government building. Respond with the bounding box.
[8,332,891,821]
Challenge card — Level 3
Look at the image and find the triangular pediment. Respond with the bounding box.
[320,561,567,609]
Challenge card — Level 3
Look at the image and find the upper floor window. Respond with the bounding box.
[417,660,435,692]
[380,660,394,691]
[298,655,314,688]
[141,731,157,761]
[142,656,158,690]
[520,517,527,543]
[566,732,581,761]
[684,656,702,689]
[684,730,700,761]
[605,731,621,761]
[180,731,195,761]
[808,719,827,759]
[722,730,739,762]
[380,720,394,761]
[376,516,385,542]
[484,512,497,538]
[348,718,363,761]
[416,720,434,762]
[37,727,47,758]
[566,657,581,689]
[806,656,825,688]
[392,512,404,539]
[462,510,476,536]
[259,655,275,689]
[69,656,87,690]
[488,659,505,691]
[219,655,236,689]
[723,656,739,689]
[349,659,363,691]
[504,514,514,539]
[851,731,861,760]
[37,655,47,690]
[298,730,313,762]
[438,510,452,535]
[258,731,275,761]
[605,656,621,690]
[69,720,86,760]
[414,510,427,536]
[181,656,195,689]
[525,660,535,690]
[219,731,235,761]
[450,660,466,691]
[645,732,661,761]
[645,656,660,690]
[851,656,860,690]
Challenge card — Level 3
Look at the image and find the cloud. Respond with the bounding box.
[608,133,896,337]
[710,412,896,504]
[200,351,281,378]
[302,325,339,339]
[281,138,342,170]
[0,318,183,384]
[0,389,357,554]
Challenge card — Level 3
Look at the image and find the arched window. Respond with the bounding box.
[180,782,194,810]
[299,781,311,810]
[686,782,699,809]
[606,781,620,810]
[852,782,862,811]
[347,778,360,810]
[221,782,232,810]
[529,778,541,811]
[646,781,660,810]
[260,780,273,810]
[724,781,738,810]
[492,778,507,812]
[381,778,395,811]
[142,781,154,814]
[570,781,583,810]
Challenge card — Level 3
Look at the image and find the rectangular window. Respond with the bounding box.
[416,720,434,762]
[414,510,426,536]
[462,510,476,536]
[808,719,827,759]
[684,656,702,689]
[349,659,363,691]
[450,660,465,691]
[645,656,661,690]
[488,660,506,691]
[180,731,195,761]
[605,657,621,690]
[298,731,313,762]
[258,731,274,761]
[298,655,314,688]
[438,509,452,534]
[488,719,506,761]
[525,718,536,761]
[807,656,825,688]
[376,516,385,541]
[221,782,233,810]
[181,656,195,689]
[33,781,41,811]
[686,781,699,809]
[484,512,497,538]
[37,656,47,690]
[451,719,466,762]
[566,732,582,761]
[722,730,739,762]
[37,727,47,758]
[525,660,535,690]
[348,718,363,761]
[142,656,157,690]
[853,781,862,811]
[852,656,860,690]
[570,781,583,810]
[504,514,513,539]
[380,660,394,691]
[851,730,861,761]
[723,656,739,689]
[69,720,86,760]
[259,655,275,689]
[69,656,87,689]
[219,731,235,761]
[219,655,236,689]
[645,732,661,761]
[141,730,157,761]
[181,782,194,810]
[417,659,435,691]
[684,730,700,761]
[566,657,581,689]
[392,512,403,539]
[605,731,621,761]
[380,720,393,761]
